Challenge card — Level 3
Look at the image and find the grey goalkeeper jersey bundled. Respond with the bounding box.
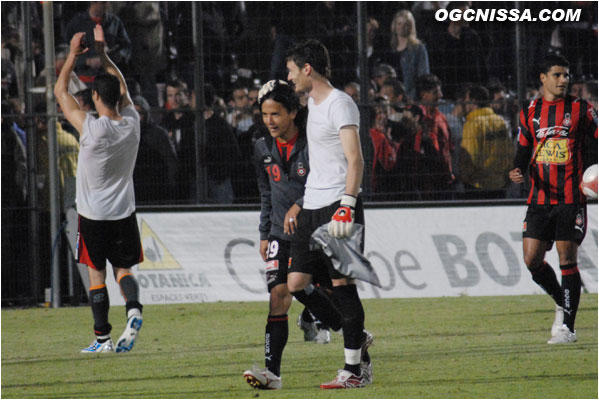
[254,132,309,241]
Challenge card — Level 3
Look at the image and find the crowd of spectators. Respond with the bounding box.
[2,1,598,207]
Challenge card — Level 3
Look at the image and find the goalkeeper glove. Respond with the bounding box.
[328,194,357,239]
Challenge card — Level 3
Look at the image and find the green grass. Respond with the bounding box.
[1,294,597,398]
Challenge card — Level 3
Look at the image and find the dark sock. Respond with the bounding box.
[560,264,581,331]
[90,285,112,336]
[531,261,564,307]
[291,285,342,331]
[301,308,314,323]
[96,334,110,343]
[265,314,288,377]
[344,363,361,376]
[331,285,365,350]
[119,274,143,315]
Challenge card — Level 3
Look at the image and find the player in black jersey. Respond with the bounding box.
[243,80,331,390]
[509,55,598,344]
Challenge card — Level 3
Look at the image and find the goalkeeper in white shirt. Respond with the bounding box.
[285,39,373,389]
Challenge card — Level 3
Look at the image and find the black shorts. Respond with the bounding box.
[289,197,365,279]
[266,235,332,292]
[265,235,290,292]
[523,204,587,245]
[77,212,144,270]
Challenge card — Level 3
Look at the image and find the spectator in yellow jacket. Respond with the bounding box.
[459,86,513,198]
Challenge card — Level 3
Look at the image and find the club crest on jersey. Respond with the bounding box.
[563,113,571,127]
[297,162,306,176]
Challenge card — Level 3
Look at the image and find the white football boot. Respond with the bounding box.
[116,309,143,353]
[547,324,577,344]
[243,366,282,390]
[81,338,114,353]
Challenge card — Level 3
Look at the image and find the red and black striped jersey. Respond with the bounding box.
[516,95,598,205]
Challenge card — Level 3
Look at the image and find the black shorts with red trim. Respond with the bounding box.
[289,196,364,280]
[77,212,144,270]
[522,204,587,245]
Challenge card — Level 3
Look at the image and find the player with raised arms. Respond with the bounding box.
[54,25,144,353]
[509,54,597,344]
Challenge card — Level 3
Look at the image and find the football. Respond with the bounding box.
[581,164,598,199]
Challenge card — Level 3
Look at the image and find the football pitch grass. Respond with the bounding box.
[1,294,597,399]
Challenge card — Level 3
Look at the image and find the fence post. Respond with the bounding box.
[43,1,61,308]
[357,1,372,197]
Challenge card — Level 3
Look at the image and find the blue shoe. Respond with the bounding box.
[81,339,114,353]
[116,309,142,353]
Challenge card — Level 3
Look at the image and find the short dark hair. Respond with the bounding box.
[166,79,188,94]
[258,81,301,114]
[468,86,490,107]
[75,88,93,108]
[382,77,406,100]
[415,74,441,98]
[455,82,473,101]
[92,74,121,109]
[539,54,570,75]
[286,39,331,79]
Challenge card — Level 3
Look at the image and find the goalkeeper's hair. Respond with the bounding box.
[286,39,331,79]
[539,54,570,75]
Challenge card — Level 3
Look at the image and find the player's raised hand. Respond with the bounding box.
[69,32,89,56]
[93,24,106,52]
[328,194,356,239]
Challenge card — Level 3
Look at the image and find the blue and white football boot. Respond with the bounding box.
[116,309,143,353]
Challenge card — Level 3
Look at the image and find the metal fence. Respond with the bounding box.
[2,1,597,305]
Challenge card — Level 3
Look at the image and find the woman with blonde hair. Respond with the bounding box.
[385,9,430,100]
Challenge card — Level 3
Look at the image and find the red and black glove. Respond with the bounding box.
[328,194,356,238]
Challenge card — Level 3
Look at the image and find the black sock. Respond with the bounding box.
[90,285,112,336]
[265,314,288,377]
[331,285,365,350]
[531,261,564,307]
[291,285,342,331]
[344,363,362,376]
[119,274,143,315]
[301,308,314,323]
[560,264,581,331]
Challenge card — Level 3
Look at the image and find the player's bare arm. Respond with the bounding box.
[339,125,364,197]
[53,32,88,134]
[93,24,132,110]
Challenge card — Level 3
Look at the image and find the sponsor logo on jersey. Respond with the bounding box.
[297,162,306,176]
[535,126,569,139]
[266,260,279,271]
[263,156,272,164]
[535,138,570,164]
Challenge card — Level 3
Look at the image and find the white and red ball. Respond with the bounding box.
[581,164,598,199]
